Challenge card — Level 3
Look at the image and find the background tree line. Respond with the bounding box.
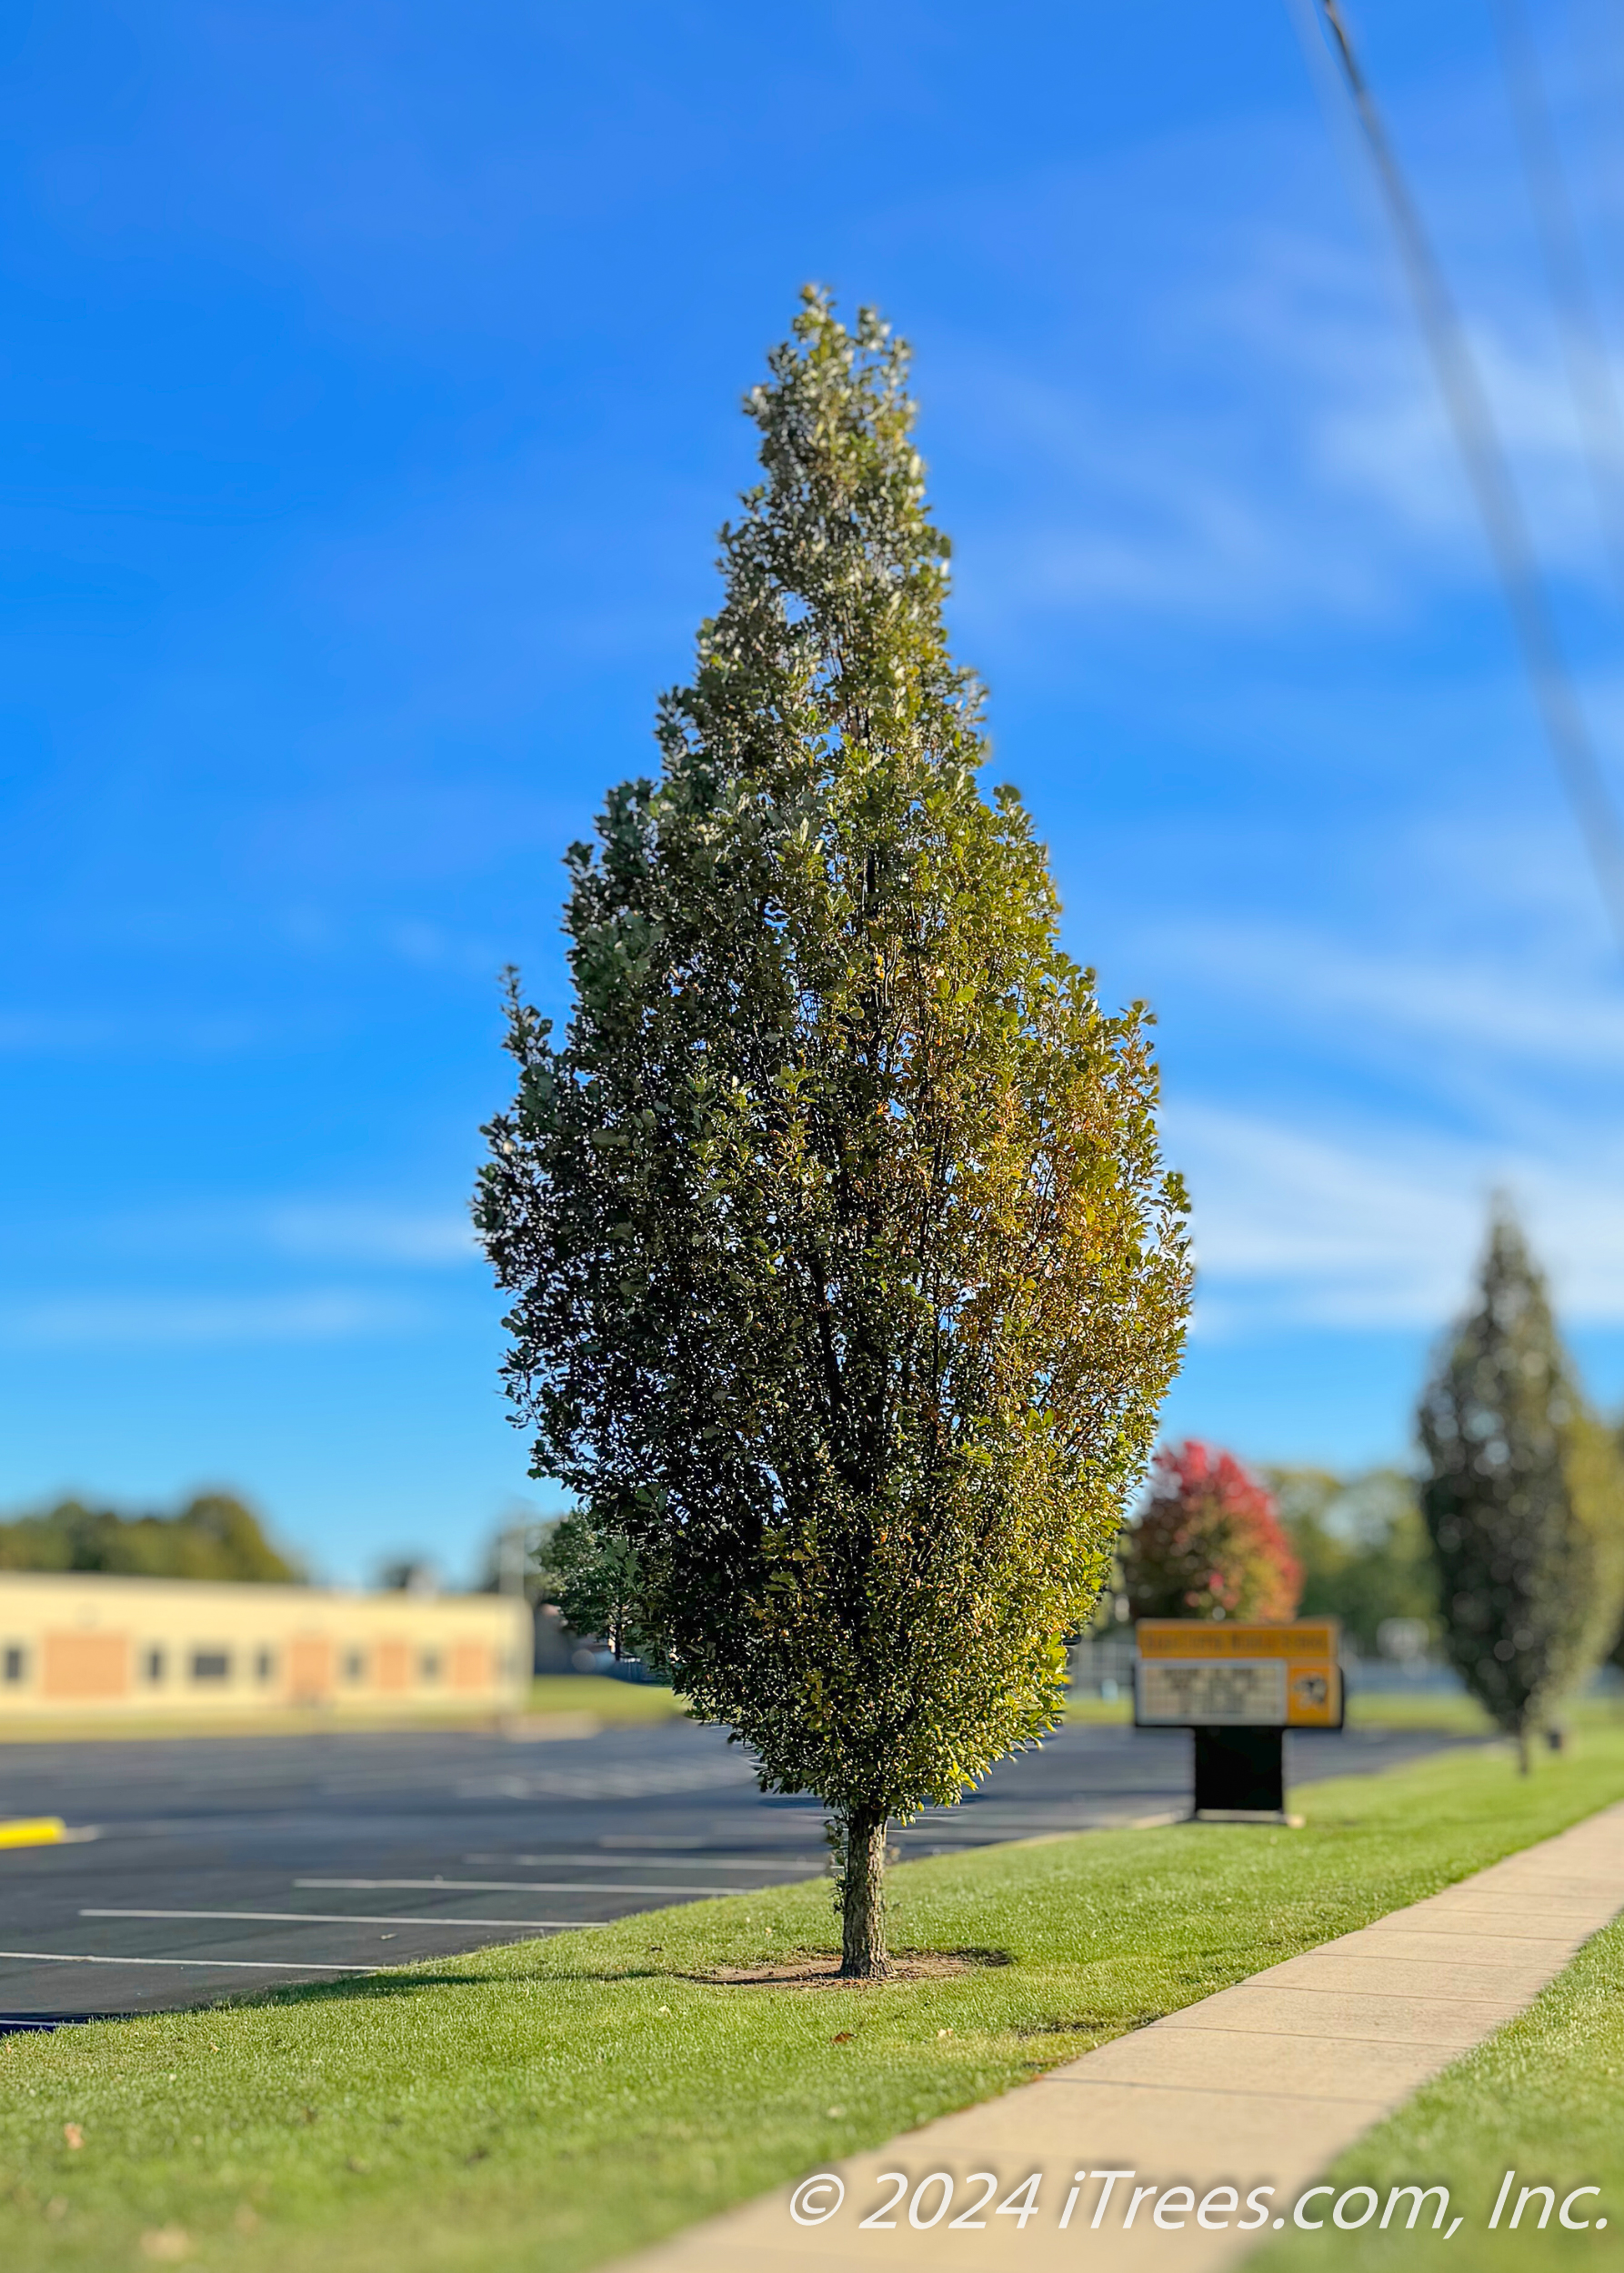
[1266,1465,1440,1657]
[0,1493,301,1584]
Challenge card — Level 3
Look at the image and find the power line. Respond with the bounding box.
[1306,0,1624,950]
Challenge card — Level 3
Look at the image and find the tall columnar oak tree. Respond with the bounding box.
[476,294,1191,1974]
[1418,1205,1624,1767]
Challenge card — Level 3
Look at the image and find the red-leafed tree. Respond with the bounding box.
[1122,1441,1301,1622]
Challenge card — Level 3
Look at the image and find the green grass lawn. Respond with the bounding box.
[1343,1691,1491,1733]
[1060,1687,1499,1731]
[525,1676,687,1723]
[1258,1908,1624,2271]
[0,1678,686,1750]
[1057,1689,1503,1730]
[1064,1686,1624,1737]
[1343,1694,1624,1737]
[4,1734,1623,2273]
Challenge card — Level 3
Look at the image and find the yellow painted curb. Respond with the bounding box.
[0,1817,65,1847]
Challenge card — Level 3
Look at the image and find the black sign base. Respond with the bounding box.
[1192,1725,1286,1817]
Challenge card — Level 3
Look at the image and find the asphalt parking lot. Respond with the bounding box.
[0,1714,1465,2025]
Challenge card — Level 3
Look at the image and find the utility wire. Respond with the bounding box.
[1491,0,1624,619]
[1308,0,1624,949]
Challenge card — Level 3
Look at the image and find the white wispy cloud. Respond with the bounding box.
[265,1204,476,1266]
[55,1198,483,1271]
[937,56,1624,637]
[0,1012,262,1056]
[1173,1096,1624,1334]
[956,298,1618,633]
[1155,918,1624,1074]
[1145,816,1624,1339]
[1,1292,422,1348]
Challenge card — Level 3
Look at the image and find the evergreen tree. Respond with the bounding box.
[1123,1441,1301,1623]
[476,292,1190,1974]
[1418,1204,1624,1766]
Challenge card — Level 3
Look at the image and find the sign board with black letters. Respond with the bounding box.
[1133,1618,1343,1730]
[1133,1618,1344,1818]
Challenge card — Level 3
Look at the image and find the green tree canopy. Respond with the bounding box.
[529,1513,645,1662]
[1267,1466,1439,1657]
[0,1492,302,1584]
[1418,1203,1624,1763]
[476,292,1190,1973]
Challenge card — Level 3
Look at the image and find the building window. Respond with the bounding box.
[255,1649,276,1682]
[419,1650,441,1683]
[3,1646,25,1684]
[342,1649,366,1684]
[144,1648,165,1684]
[190,1650,230,1682]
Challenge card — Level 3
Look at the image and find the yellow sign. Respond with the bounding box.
[1134,1620,1342,1728]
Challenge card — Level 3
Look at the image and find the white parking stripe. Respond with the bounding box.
[294,1878,757,1895]
[80,1908,607,1928]
[460,1856,827,1871]
[0,1950,374,1971]
[456,1761,756,1799]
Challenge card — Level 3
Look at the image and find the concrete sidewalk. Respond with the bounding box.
[616,1800,1624,2272]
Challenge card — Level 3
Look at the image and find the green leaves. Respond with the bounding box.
[0,1494,300,1583]
[1418,1203,1624,1743]
[531,1516,653,1670]
[476,294,1190,1908]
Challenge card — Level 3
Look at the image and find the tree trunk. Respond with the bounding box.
[1516,1720,1530,1776]
[838,1805,889,1978]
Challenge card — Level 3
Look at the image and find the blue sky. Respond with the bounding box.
[6,1,1624,1583]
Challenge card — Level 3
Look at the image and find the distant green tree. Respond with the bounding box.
[0,1493,302,1583]
[476,291,1191,1976]
[376,1557,438,1595]
[1267,1466,1439,1657]
[531,1514,649,1665]
[1121,1441,1301,1622]
[1418,1205,1624,1767]
[1611,1424,1624,1683]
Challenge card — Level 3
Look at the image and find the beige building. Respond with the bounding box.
[0,1572,531,1721]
